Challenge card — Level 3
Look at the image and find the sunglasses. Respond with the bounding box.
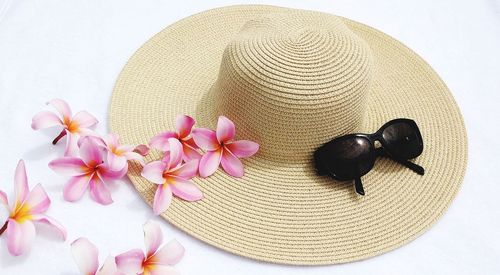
[313,118,425,196]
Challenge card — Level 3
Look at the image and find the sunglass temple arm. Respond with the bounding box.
[376,147,425,175]
[354,177,365,196]
[395,159,425,175]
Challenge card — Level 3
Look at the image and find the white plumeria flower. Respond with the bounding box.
[115,221,184,275]
[31,99,98,156]
[71,238,124,275]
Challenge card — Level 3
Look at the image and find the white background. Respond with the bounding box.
[0,0,499,274]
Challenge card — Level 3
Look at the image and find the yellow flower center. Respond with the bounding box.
[10,202,32,223]
[112,147,124,156]
[161,174,178,187]
[64,118,79,133]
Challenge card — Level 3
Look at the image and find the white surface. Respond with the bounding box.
[0,0,499,274]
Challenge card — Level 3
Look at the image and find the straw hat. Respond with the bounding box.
[109,5,467,265]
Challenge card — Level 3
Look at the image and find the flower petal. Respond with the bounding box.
[49,157,88,176]
[63,175,91,202]
[141,161,167,184]
[31,111,63,130]
[123,151,145,166]
[14,160,29,206]
[143,220,163,258]
[78,134,105,148]
[6,219,36,256]
[220,148,244,177]
[183,137,199,149]
[134,144,150,156]
[175,115,195,139]
[225,140,260,158]
[98,256,124,275]
[198,148,222,178]
[149,131,178,151]
[32,214,67,240]
[89,175,113,205]
[153,184,172,215]
[216,116,235,143]
[107,151,128,171]
[150,239,185,266]
[166,138,183,170]
[169,160,198,179]
[117,144,135,153]
[181,142,202,161]
[48,99,72,120]
[64,132,80,157]
[25,183,50,215]
[71,238,99,275]
[80,138,103,167]
[98,164,128,180]
[78,128,98,138]
[162,152,171,165]
[191,128,219,151]
[72,110,98,129]
[145,265,180,275]
[103,133,120,149]
[168,176,203,202]
[0,190,7,207]
[115,249,145,274]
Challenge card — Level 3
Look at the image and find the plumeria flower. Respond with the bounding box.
[0,160,66,256]
[192,116,259,178]
[31,99,98,156]
[149,115,201,161]
[48,138,127,205]
[85,133,150,171]
[115,220,184,275]
[71,238,124,275]
[141,138,202,215]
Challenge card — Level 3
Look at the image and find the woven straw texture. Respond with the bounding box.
[109,5,467,265]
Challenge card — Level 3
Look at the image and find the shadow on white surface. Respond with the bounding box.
[0,239,29,268]
[23,143,61,161]
[35,221,65,242]
[23,127,66,160]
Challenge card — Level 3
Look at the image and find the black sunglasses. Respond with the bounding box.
[314,118,424,196]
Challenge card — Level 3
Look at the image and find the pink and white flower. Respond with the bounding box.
[0,160,66,256]
[86,133,149,171]
[192,116,259,178]
[48,138,127,205]
[141,138,202,215]
[115,220,184,275]
[31,99,98,156]
[149,115,201,161]
[71,238,124,275]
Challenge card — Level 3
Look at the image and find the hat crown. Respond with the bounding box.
[211,12,374,162]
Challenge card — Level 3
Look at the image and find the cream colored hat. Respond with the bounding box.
[109,5,467,265]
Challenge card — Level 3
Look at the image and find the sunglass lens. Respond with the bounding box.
[381,120,423,159]
[318,136,375,180]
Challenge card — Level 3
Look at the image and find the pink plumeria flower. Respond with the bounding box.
[0,160,67,256]
[115,220,184,275]
[192,116,259,178]
[141,138,202,215]
[85,133,150,171]
[48,138,127,205]
[31,99,98,156]
[149,115,201,162]
[71,238,124,275]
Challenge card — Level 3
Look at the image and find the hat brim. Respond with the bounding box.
[109,5,467,265]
